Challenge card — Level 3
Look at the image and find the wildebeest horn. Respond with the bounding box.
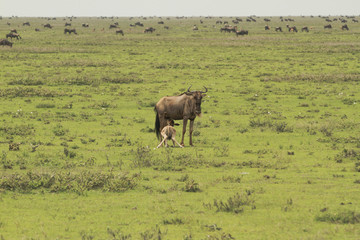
[200,86,208,93]
[187,85,192,92]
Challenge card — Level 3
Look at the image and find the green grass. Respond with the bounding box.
[1,16,360,239]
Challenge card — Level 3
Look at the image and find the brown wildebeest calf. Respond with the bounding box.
[156,119,183,148]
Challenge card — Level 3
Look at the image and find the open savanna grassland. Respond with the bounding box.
[0,15,360,239]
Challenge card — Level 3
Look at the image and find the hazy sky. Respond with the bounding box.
[1,0,359,17]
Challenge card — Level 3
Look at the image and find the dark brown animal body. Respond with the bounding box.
[64,28,77,34]
[0,39,13,47]
[275,27,282,32]
[116,30,124,35]
[301,27,309,32]
[324,24,332,29]
[44,23,53,29]
[6,32,21,40]
[287,25,298,32]
[154,86,207,146]
[342,24,349,30]
[235,30,248,36]
[144,27,155,33]
[23,22,30,26]
[134,22,144,27]
[221,26,237,33]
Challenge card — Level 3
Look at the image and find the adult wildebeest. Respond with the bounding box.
[156,119,183,148]
[109,24,117,29]
[44,23,53,29]
[82,23,89,28]
[235,30,248,36]
[116,30,124,35]
[301,26,309,32]
[65,22,72,27]
[342,24,349,30]
[0,39,13,47]
[275,27,282,32]
[154,86,207,146]
[135,22,144,27]
[64,28,77,34]
[144,27,155,33]
[324,24,332,29]
[286,25,298,32]
[6,32,21,40]
[23,22,30,26]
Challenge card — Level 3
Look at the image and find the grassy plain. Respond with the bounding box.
[0,16,360,239]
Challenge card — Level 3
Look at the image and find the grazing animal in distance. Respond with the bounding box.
[23,22,30,26]
[154,86,207,146]
[144,27,155,33]
[287,25,298,32]
[324,24,332,29]
[265,25,270,30]
[44,23,53,29]
[82,23,89,28]
[275,27,282,32]
[342,24,349,30]
[156,119,183,148]
[0,39,13,47]
[65,22,72,27]
[235,30,248,36]
[301,26,309,32]
[116,30,124,35]
[6,32,21,40]
[64,28,77,34]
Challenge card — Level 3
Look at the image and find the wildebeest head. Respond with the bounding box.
[185,85,207,116]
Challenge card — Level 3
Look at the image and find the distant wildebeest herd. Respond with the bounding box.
[0,15,358,48]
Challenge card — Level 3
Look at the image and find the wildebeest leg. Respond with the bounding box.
[181,119,188,146]
[172,137,184,148]
[189,119,194,146]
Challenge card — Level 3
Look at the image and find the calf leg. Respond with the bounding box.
[172,137,184,148]
[156,137,166,148]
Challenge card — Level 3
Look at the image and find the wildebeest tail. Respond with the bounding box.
[155,108,161,140]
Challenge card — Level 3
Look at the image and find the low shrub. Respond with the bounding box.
[0,170,139,193]
[316,210,360,224]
